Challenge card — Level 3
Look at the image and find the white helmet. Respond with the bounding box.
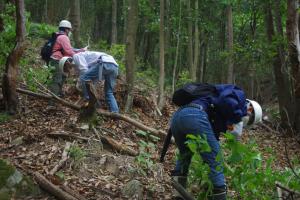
[59,57,72,75]
[59,20,72,29]
[242,99,262,125]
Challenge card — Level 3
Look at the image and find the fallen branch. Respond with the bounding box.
[15,87,167,138]
[34,172,79,200]
[60,185,88,200]
[171,178,195,200]
[275,181,300,196]
[47,131,138,156]
[49,142,72,175]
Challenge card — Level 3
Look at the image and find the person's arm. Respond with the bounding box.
[227,121,243,141]
[57,35,77,57]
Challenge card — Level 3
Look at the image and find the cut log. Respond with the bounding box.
[49,142,71,175]
[47,131,138,156]
[34,172,79,200]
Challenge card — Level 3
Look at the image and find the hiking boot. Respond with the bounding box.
[208,186,227,200]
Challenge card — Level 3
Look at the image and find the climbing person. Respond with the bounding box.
[160,83,262,200]
[75,51,119,113]
[47,20,86,99]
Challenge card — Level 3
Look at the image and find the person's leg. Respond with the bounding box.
[48,59,62,96]
[102,63,119,113]
[171,107,226,199]
[79,64,100,100]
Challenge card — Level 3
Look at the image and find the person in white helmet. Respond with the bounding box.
[48,20,86,101]
[160,83,262,200]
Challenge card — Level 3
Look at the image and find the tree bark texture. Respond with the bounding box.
[70,0,81,47]
[124,0,138,112]
[193,0,199,82]
[287,0,300,132]
[158,0,165,110]
[111,0,117,45]
[172,0,182,93]
[265,0,293,129]
[2,0,26,114]
[226,4,234,84]
[187,0,195,81]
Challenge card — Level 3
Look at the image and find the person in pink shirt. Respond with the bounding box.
[48,20,85,103]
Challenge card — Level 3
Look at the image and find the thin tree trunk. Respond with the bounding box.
[193,0,199,82]
[158,0,165,110]
[287,0,300,132]
[2,0,26,114]
[266,0,293,129]
[172,0,182,94]
[70,0,81,47]
[124,0,138,112]
[111,0,117,45]
[226,4,234,83]
[187,0,194,81]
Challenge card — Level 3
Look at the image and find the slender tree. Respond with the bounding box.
[70,0,81,47]
[2,0,26,114]
[193,0,199,82]
[172,0,182,93]
[187,0,195,81]
[157,0,165,110]
[226,4,234,83]
[124,0,138,112]
[111,0,117,45]
[286,0,300,132]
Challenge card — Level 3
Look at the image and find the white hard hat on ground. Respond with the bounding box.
[59,20,72,29]
[242,99,262,125]
[59,57,72,75]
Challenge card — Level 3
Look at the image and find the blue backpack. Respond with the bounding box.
[172,83,247,126]
[212,84,247,124]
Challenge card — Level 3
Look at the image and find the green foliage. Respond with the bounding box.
[135,130,160,142]
[0,113,12,123]
[135,140,156,175]
[108,44,126,73]
[55,171,65,181]
[0,159,15,189]
[21,67,51,92]
[69,145,86,165]
[28,23,57,39]
[175,70,193,88]
[0,4,16,71]
[186,133,300,199]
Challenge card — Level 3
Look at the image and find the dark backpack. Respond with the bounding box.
[172,82,218,106]
[40,33,62,64]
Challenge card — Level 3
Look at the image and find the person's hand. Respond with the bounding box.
[83,46,89,51]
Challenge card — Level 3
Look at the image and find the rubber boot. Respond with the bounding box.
[208,186,227,200]
[172,175,187,200]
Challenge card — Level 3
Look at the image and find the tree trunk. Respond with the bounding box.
[265,0,293,129]
[193,0,199,82]
[111,0,117,45]
[70,0,81,47]
[187,0,195,81]
[287,0,300,133]
[198,40,206,82]
[124,0,138,112]
[157,0,165,110]
[2,0,26,114]
[172,0,182,94]
[226,4,234,83]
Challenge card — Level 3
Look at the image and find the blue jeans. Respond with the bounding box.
[80,62,119,113]
[170,106,225,187]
